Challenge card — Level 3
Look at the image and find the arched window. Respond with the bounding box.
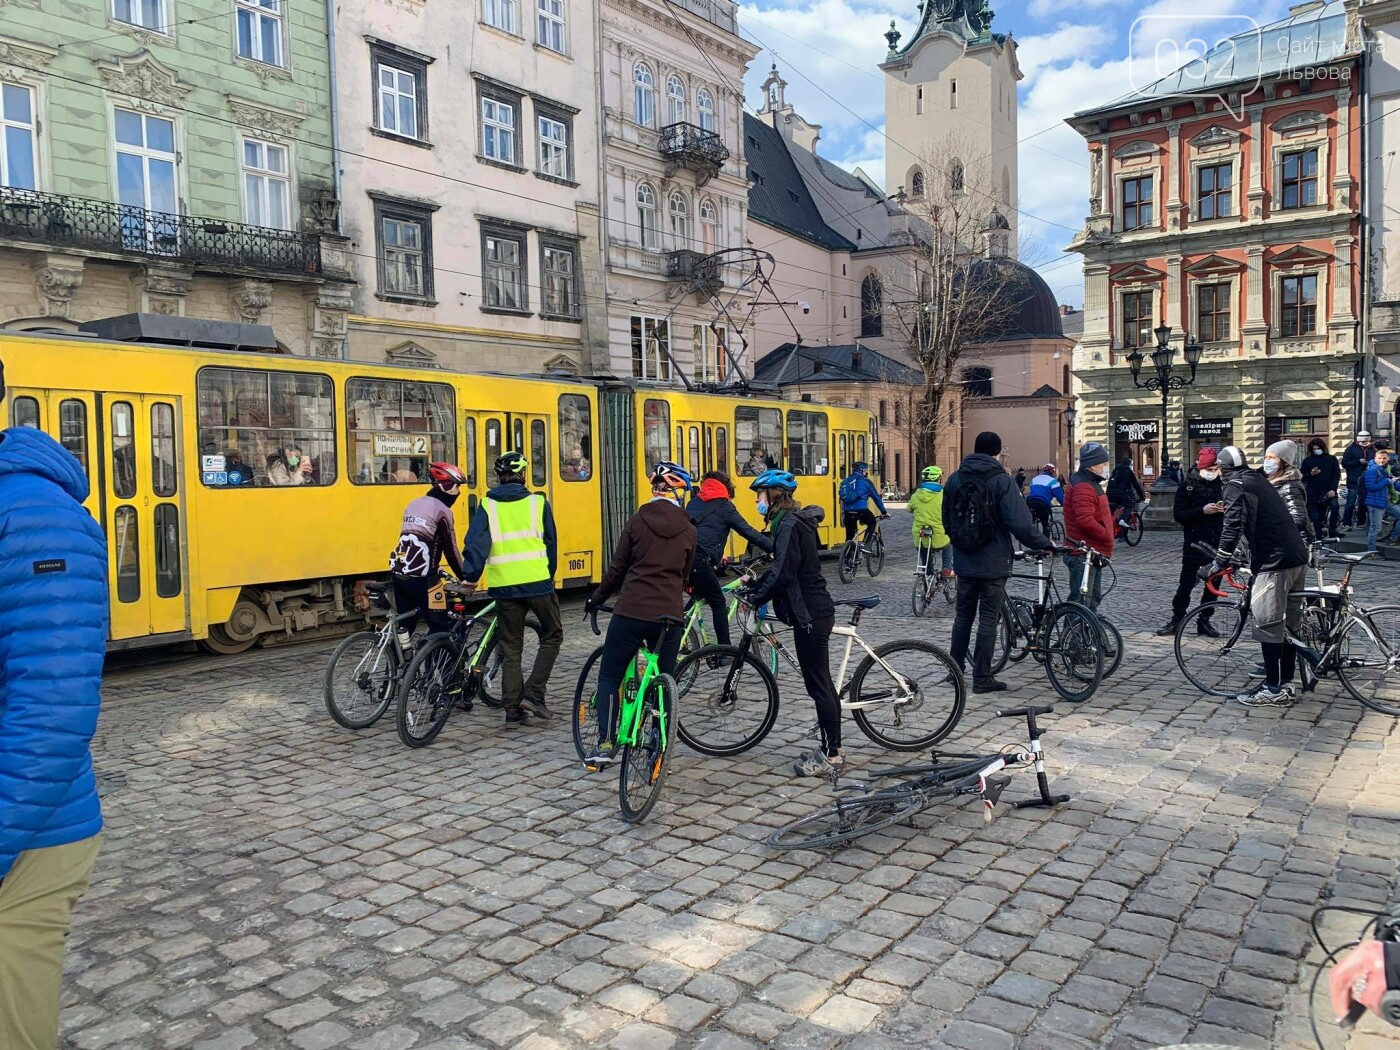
[910,168,925,199]
[949,157,964,194]
[666,75,686,126]
[697,88,715,132]
[699,197,718,252]
[633,63,655,127]
[1063,363,1071,395]
[860,273,883,338]
[668,191,689,248]
[637,182,657,248]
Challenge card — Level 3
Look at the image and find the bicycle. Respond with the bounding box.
[1115,500,1145,547]
[395,585,544,747]
[571,606,678,822]
[766,704,1070,850]
[672,591,965,758]
[912,528,955,617]
[838,516,886,583]
[677,555,780,679]
[324,581,419,730]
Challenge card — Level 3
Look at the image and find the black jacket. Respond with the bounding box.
[747,506,833,629]
[1302,450,1342,503]
[1173,469,1224,552]
[942,453,1053,579]
[1106,464,1145,506]
[1217,467,1308,573]
[1271,466,1316,543]
[1342,442,1374,484]
[687,493,773,566]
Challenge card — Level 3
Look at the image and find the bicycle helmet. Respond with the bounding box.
[650,461,692,491]
[1216,446,1248,471]
[428,462,467,488]
[494,451,528,477]
[1043,463,1056,475]
[920,465,943,482]
[853,461,869,473]
[749,468,798,492]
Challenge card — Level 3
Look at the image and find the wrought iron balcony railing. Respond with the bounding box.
[0,187,322,277]
[658,122,728,185]
[666,249,721,299]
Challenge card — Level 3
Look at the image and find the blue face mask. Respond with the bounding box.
[1312,449,1324,456]
[756,500,770,517]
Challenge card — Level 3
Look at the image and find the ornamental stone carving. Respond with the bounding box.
[0,37,56,81]
[99,51,191,108]
[226,96,304,140]
[232,279,274,323]
[31,256,85,319]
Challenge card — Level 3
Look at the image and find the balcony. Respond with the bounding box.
[0,187,322,277]
[666,249,721,301]
[659,122,728,186]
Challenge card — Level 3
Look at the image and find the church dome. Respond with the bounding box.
[965,258,1064,340]
[983,207,1010,231]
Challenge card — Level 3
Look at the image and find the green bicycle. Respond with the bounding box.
[678,556,780,680]
[572,605,680,823]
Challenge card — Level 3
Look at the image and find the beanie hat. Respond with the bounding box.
[1078,442,1110,468]
[974,431,1002,456]
[1266,439,1298,466]
[1196,447,1218,470]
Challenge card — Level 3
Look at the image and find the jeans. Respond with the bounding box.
[1345,481,1365,526]
[1063,554,1103,611]
[792,616,841,755]
[917,543,954,573]
[594,614,683,745]
[1367,505,1400,550]
[843,509,877,543]
[950,575,1008,683]
[495,593,564,713]
[1308,499,1339,539]
[688,559,730,646]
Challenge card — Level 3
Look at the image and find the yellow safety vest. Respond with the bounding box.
[483,495,551,587]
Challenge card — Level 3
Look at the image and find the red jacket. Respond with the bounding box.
[1064,468,1115,558]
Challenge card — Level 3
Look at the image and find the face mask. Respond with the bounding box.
[1312,449,1324,456]
[1200,469,1219,481]
[757,500,770,517]
[1263,459,1280,475]
[1093,464,1109,479]
[286,454,300,467]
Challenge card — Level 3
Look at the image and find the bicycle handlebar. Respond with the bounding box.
[586,604,615,637]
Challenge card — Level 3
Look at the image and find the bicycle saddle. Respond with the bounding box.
[834,595,881,609]
[1332,551,1378,563]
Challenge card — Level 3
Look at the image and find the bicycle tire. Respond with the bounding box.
[989,598,1017,675]
[478,617,543,709]
[1097,616,1124,679]
[571,645,606,762]
[1336,605,1400,716]
[1125,514,1143,547]
[1042,603,1104,703]
[674,645,780,756]
[619,674,673,823]
[850,640,966,750]
[1174,601,1252,697]
[867,534,885,577]
[396,635,460,748]
[838,541,858,584]
[324,629,400,730]
[768,791,922,850]
[912,574,931,618]
[1049,519,1064,542]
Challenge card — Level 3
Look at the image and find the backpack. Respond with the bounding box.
[946,474,1000,551]
[838,475,861,504]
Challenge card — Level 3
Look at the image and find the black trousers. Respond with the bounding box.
[792,615,841,755]
[495,593,564,713]
[1171,550,1215,621]
[1308,499,1339,538]
[950,576,1007,684]
[1028,500,1052,535]
[391,574,450,636]
[594,614,683,745]
[843,509,877,543]
[688,559,730,646]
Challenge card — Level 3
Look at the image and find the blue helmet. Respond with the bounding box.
[749,468,797,493]
[853,461,869,473]
[650,461,692,491]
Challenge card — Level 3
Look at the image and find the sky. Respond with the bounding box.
[735,0,1301,307]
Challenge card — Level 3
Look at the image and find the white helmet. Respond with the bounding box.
[1216,446,1248,470]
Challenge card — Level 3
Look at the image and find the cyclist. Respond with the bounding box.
[1106,456,1145,533]
[582,462,697,770]
[459,451,563,728]
[388,461,468,640]
[838,460,888,546]
[687,470,773,646]
[1025,463,1064,537]
[908,465,953,578]
[740,469,841,777]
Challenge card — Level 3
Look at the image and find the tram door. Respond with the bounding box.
[507,412,553,502]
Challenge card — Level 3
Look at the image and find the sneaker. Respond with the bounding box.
[1117,518,1130,528]
[972,679,1010,694]
[1196,620,1221,638]
[793,748,844,778]
[1235,683,1293,707]
[584,742,617,771]
[1156,618,1182,637]
[504,709,532,728]
[520,695,553,720]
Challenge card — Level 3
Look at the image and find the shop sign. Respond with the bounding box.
[1113,420,1159,442]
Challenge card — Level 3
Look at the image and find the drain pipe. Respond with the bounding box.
[324,0,344,230]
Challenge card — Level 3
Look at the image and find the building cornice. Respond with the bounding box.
[600,0,758,64]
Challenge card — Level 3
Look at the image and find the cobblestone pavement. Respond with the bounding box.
[65,525,1400,1050]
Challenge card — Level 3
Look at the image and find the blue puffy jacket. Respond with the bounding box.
[839,473,887,514]
[1362,461,1399,510]
[0,426,107,878]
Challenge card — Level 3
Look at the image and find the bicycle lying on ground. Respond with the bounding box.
[766,704,1070,849]
[324,581,419,730]
[912,528,955,617]
[839,518,885,583]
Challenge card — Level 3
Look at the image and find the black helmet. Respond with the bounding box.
[494,451,528,476]
[1216,446,1248,471]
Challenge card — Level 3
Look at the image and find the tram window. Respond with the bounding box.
[559,394,592,482]
[715,426,727,476]
[12,396,39,428]
[347,377,452,484]
[59,399,88,478]
[198,367,336,487]
[113,505,140,603]
[786,411,829,476]
[111,401,137,499]
[151,402,177,497]
[736,406,781,475]
[486,419,503,467]
[838,434,848,478]
[643,399,670,466]
[530,420,547,487]
[857,435,868,463]
[154,504,181,598]
[687,426,700,479]
[513,418,525,457]
[464,417,477,487]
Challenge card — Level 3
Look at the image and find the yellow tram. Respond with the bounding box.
[0,323,876,652]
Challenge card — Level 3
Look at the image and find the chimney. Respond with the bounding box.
[1060,304,1075,315]
[851,345,864,370]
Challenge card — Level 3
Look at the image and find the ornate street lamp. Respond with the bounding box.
[1124,324,1203,473]
[1063,404,1077,464]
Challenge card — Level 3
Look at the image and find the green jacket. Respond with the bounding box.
[909,482,949,548]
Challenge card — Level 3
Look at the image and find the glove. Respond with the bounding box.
[1199,560,1223,582]
[583,595,599,614]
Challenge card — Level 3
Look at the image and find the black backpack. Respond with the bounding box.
[946,474,1000,551]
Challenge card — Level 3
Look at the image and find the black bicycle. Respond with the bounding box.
[839,517,886,583]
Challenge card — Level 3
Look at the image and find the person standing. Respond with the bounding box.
[1302,437,1341,541]
[1025,463,1064,537]
[908,465,953,577]
[1158,448,1225,637]
[942,432,1054,693]
[1014,466,1027,494]
[686,470,773,646]
[1362,448,1400,551]
[1263,440,1315,544]
[1341,430,1375,529]
[1063,443,1115,610]
[0,356,107,1050]
[837,461,887,545]
[459,451,563,727]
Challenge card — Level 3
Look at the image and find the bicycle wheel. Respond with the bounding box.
[1125,513,1143,547]
[850,640,966,750]
[572,645,606,762]
[912,574,931,618]
[1174,602,1253,697]
[1041,603,1104,703]
[939,574,956,606]
[988,599,1016,675]
[1097,616,1124,679]
[478,618,543,709]
[324,629,400,730]
[674,645,780,756]
[768,790,922,850]
[619,674,673,823]
[867,534,885,577]
[838,541,858,584]
[1049,519,1064,542]
[1337,605,1400,716]
[396,635,460,748]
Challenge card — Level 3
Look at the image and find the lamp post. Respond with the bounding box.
[1124,323,1203,476]
[1063,404,1077,464]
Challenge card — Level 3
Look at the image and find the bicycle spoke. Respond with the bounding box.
[675,646,779,756]
[851,641,965,750]
[1175,602,1253,697]
[325,630,397,730]
[768,791,922,850]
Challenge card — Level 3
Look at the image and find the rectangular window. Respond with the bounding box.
[235,0,284,67]
[692,324,727,383]
[464,416,478,488]
[643,398,670,466]
[560,394,592,481]
[541,241,578,318]
[154,503,181,598]
[538,115,569,178]
[1121,290,1153,348]
[241,137,291,230]
[630,315,672,380]
[481,96,516,165]
[485,0,519,33]
[537,0,566,53]
[373,197,434,301]
[1,83,37,189]
[58,399,88,478]
[13,395,39,428]
[1280,148,1318,210]
[197,367,336,487]
[915,85,924,115]
[114,108,177,251]
[1197,282,1230,342]
[370,44,430,143]
[114,0,164,31]
[111,401,137,498]
[530,419,547,486]
[786,410,829,476]
[1280,274,1318,336]
[151,401,177,497]
[1197,162,1232,220]
[482,225,526,311]
[1121,174,1153,231]
[950,79,957,109]
[736,406,782,475]
[346,378,455,484]
[114,505,140,603]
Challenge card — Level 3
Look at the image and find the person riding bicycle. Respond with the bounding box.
[908,465,953,578]
[740,469,841,777]
[1025,463,1064,537]
[838,461,887,546]
[1158,446,1225,637]
[1064,443,1115,611]
[686,470,773,647]
[458,451,563,728]
[388,461,468,639]
[582,462,697,770]
[1106,457,1145,530]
